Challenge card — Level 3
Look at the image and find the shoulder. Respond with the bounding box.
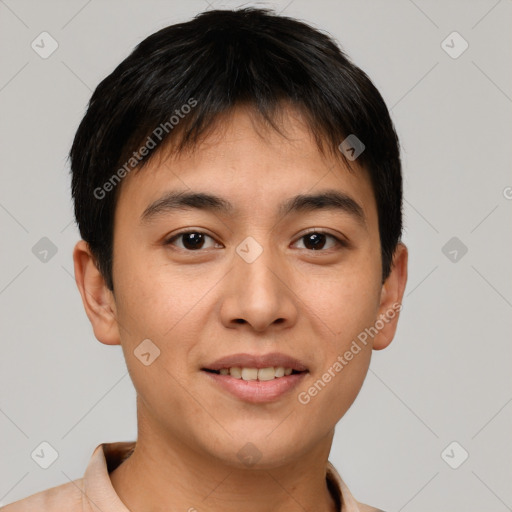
[356,502,387,512]
[1,479,83,511]
[325,461,387,512]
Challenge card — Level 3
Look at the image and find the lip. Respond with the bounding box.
[201,352,308,403]
[202,370,307,403]
[203,352,309,372]
[201,352,309,404]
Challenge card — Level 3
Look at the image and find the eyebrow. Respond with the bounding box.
[141,189,366,227]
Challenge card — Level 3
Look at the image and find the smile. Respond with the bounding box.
[204,366,297,380]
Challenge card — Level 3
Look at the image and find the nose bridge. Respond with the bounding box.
[237,243,279,292]
[221,237,297,330]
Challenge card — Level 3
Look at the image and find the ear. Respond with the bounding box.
[73,240,121,346]
[373,242,408,351]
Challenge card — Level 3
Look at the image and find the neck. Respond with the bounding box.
[110,410,338,512]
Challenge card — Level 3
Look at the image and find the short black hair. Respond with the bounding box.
[70,7,402,291]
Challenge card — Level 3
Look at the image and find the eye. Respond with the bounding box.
[292,230,345,251]
[165,231,221,251]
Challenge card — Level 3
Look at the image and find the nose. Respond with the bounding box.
[219,245,299,333]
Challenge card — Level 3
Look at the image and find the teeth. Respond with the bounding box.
[217,366,296,380]
[275,367,285,377]
[257,367,275,381]
[241,368,258,381]
[230,367,242,379]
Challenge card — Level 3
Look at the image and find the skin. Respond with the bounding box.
[73,104,407,512]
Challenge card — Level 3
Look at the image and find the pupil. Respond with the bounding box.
[305,233,325,250]
[183,233,204,250]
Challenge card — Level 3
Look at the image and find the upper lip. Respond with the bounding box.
[203,353,308,372]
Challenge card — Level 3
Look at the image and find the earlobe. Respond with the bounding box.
[73,240,121,346]
[373,242,408,351]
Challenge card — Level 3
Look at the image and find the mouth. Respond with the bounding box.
[201,353,309,403]
[202,366,304,380]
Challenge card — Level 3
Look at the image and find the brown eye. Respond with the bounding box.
[293,231,343,251]
[166,231,219,251]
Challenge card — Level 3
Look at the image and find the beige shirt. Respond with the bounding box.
[2,442,384,511]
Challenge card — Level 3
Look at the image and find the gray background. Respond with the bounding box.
[1,0,511,510]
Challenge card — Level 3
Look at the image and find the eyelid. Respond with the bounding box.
[292,228,349,248]
[163,228,349,251]
[164,229,223,249]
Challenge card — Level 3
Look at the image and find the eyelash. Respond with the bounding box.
[164,229,347,252]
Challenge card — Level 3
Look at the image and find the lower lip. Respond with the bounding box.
[202,371,307,403]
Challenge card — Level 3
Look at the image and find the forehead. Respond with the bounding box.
[115,105,377,225]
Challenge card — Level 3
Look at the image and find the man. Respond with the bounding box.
[4,7,407,511]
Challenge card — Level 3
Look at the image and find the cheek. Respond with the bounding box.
[113,247,209,340]
[292,264,379,418]
[112,271,205,420]
[295,314,374,435]
[112,259,216,395]
[297,261,381,341]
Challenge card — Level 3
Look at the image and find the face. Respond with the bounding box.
[84,105,405,468]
